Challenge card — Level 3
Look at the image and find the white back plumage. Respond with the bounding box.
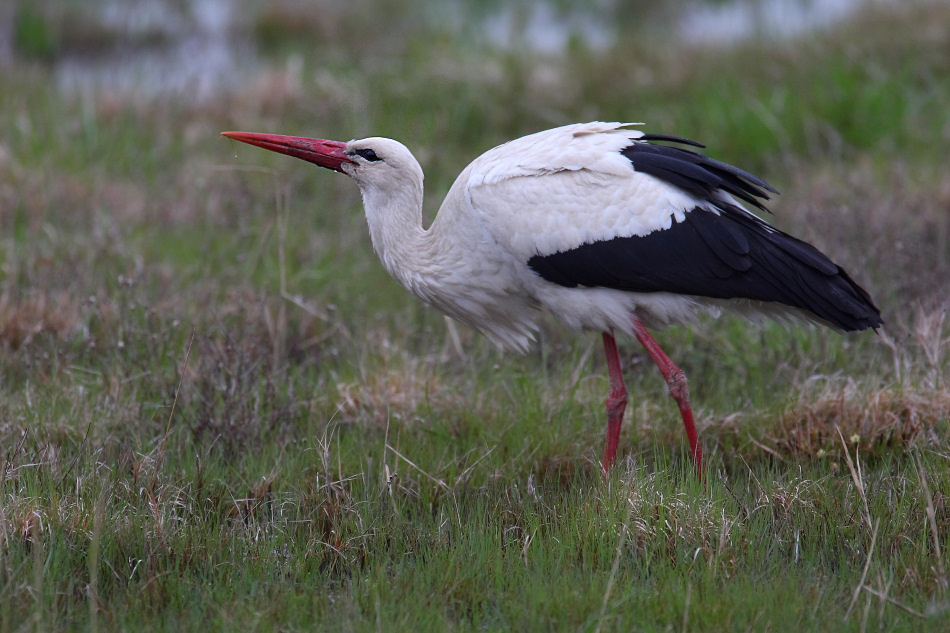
[342,122,732,352]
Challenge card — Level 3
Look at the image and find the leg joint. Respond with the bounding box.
[605,389,628,419]
[666,367,689,402]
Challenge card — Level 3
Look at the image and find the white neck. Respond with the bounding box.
[358,176,436,294]
[343,139,537,351]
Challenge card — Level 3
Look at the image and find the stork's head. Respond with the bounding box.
[221,131,423,194]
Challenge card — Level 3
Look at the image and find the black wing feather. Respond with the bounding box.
[622,138,778,211]
[638,133,706,148]
[528,206,882,332]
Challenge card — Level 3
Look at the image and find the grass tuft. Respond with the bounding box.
[772,379,946,460]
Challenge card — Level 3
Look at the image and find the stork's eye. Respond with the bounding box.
[354,148,381,162]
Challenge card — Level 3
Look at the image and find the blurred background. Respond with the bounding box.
[2,1,905,97]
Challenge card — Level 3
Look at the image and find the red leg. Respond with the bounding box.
[631,316,704,475]
[601,331,628,473]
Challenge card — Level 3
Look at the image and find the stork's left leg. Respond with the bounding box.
[631,316,704,474]
[600,331,628,473]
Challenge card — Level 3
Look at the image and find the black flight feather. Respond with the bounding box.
[622,137,778,212]
[528,134,881,331]
[528,206,882,332]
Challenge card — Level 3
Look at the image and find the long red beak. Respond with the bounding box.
[221,131,353,173]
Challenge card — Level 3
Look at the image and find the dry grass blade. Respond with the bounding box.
[151,328,196,492]
[386,444,448,491]
[860,585,924,618]
[845,517,880,621]
[595,478,636,633]
[836,425,872,532]
[87,489,105,633]
[747,434,786,462]
[455,447,495,487]
[914,450,947,594]
[442,316,465,360]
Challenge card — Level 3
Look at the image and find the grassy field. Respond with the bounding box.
[1,0,949,630]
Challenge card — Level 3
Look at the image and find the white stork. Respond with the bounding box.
[222,122,882,475]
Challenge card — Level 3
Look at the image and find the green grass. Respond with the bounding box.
[1,1,949,630]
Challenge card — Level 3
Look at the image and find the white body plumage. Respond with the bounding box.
[349,123,746,352]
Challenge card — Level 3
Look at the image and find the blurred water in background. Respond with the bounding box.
[54,0,255,101]
[0,0,906,103]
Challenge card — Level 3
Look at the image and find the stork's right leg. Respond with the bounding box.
[630,316,704,475]
[601,331,628,472]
